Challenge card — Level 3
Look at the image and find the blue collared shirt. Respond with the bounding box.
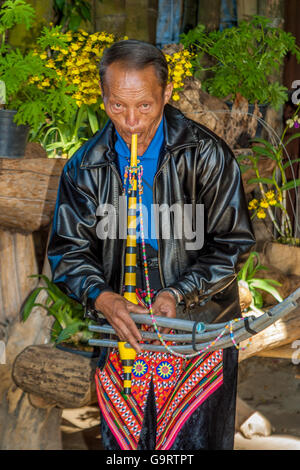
[115,117,165,251]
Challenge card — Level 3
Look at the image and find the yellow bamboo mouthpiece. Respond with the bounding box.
[118,133,138,395]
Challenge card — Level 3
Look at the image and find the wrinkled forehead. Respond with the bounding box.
[101,62,165,97]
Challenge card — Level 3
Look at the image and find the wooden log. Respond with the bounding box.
[12,344,98,409]
[239,306,300,362]
[255,344,298,360]
[0,157,66,233]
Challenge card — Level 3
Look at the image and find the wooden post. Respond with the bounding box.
[236,0,257,22]
[197,0,221,31]
[0,154,65,450]
[93,0,127,37]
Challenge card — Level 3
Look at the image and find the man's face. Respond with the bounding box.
[101,62,173,155]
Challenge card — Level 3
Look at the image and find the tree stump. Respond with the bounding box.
[0,157,66,232]
[12,344,98,409]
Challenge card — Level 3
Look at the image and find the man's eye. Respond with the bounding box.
[141,104,150,109]
[113,103,122,110]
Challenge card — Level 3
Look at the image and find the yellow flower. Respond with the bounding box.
[265,190,275,200]
[41,78,50,87]
[268,199,277,206]
[248,199,258,210]
[260,199,269,208]
[257,209,266,219]
[100,102,105,110]
[172,92,180,101]
[89,34,98,42]
[40,52,47,60]
[70,68,80,75]
[45,59,55,68]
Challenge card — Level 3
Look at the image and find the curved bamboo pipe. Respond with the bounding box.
[118,133,138,395]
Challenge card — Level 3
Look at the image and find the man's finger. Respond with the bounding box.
[121,313,143,342]
[127,303,149,314]
[124,331,142,354]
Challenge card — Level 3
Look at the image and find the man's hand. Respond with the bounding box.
[151,291,178,345]
[94,291,148,353]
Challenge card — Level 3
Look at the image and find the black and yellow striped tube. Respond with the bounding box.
[118,133,138,395]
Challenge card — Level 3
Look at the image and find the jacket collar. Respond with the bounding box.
[80,104,199,169]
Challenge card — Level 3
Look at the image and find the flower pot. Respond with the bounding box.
[260,241,300,276]
[0,109,30,158]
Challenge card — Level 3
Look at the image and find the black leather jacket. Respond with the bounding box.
[47,104,255,323]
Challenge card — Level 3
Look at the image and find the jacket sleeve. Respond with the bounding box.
[47,165,113,311]
[171,138,256,309]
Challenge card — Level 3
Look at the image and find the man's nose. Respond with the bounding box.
[125,109,139,129]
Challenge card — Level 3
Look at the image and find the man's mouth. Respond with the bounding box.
[124,131,143,140]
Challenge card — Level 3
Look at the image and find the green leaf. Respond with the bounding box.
[281,178,300,191]
[21,287,44,321]
[251,289,263,308]
[87,106,99,135]
[247,177,275,185]
[55,321,85,344]
[249,279,283,301]
[51,318,62,342]
[282,158,300,170]
[0,0,36,31]
[283,132,300,148]
[251,145,277,160]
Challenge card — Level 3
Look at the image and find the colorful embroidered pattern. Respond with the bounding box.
[95,289,223,450]
[132,360,148,377]
[156,361,174,379]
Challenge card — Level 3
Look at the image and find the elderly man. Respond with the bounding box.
[48,39,255,450]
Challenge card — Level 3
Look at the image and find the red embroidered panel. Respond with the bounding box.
[95,347,223,450]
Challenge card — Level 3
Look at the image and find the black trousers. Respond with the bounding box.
[100,346,239,450]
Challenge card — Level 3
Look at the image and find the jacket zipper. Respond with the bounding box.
[153,152,171,289]
[110,162,127,295]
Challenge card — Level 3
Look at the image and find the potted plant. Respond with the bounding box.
[237,251,283,315]
[22,274,100,357]
[0,0,78,158]
[180,15,300,112]
[242,102,300,274]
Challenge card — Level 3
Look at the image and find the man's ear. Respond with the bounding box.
[163,82,174,104]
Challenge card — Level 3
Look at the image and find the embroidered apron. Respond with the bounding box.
[95,288,223,450]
